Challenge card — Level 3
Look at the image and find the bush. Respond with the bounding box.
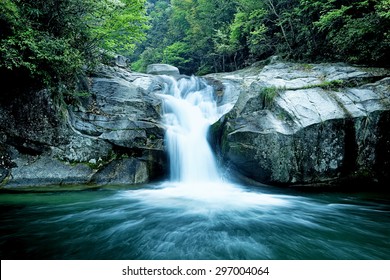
[0,0,148,95]
[261,86,280,109]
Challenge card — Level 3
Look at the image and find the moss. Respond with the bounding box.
[302,79,345,90]
[58,149,119,170]
[72,91,91,98]
[84,151,131,170]
[301,77,385,91]
[293,63,314,72]
[276,111,288,121]
[260,86,284,109]
[148,133,157,140]
[85,159,104,170]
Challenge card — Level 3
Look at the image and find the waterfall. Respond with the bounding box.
[130,75,287,209]
[158,76,227,183]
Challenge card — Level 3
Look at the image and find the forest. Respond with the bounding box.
[133,0,390,74]
[1,0,389,88]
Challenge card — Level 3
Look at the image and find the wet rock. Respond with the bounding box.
[54,135,112,163]
[74,67,165,152]
[147,64,180,76]
[212,61,390,187]
[0,89,69,151]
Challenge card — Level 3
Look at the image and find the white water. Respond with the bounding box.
[144,75,289,209]
[158,76,225,183]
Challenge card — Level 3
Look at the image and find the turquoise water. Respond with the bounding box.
[1,182,389,260]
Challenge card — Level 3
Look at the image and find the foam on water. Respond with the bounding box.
[126,182,290,214]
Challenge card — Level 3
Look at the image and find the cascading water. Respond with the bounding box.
[146,75,286,207]
[158,76,225,183]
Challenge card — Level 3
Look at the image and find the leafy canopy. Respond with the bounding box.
[133,0,389,75]
[0,0,148,91]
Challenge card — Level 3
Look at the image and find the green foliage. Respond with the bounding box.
[3,0,388,88]
[134,0,389,75]
[261,86,281,109]
[0,0,148,95]
[163,42,193,72]
[133,0,238,74]
[312,0,389,64]
[0,0,85,88]
[130,0,171,72]
[377,0,390,19]
[87,0,149,55]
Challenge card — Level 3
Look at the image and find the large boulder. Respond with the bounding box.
[67,65,167,184]
[146,64,180,76]
[91,158,149,185]
[212,61,390,188]
[1,65,168,188]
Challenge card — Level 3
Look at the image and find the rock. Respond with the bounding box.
[147,64,180,76]
[115,55,128,68]
[63,66,167,184]
[91,158,149,185]
[73,68,165,152]
[2,58,389,189]
[54,135,112,163]
[213,61,390,187]
[5,155,94,187]
[0,89,69,153]
[1,65,168,188]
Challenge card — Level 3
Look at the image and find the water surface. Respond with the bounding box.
[1,182,389,260]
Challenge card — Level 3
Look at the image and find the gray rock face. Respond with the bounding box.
[71,66,165,152]
[1,65,167,188]
[91,158,149,185]
[115,55,128,68]
[6,154,94,187]
[147,64,180,76]
[0,89,68,153]
[212,61,390,187]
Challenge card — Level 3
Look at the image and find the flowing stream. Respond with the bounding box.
[0,76,390,259]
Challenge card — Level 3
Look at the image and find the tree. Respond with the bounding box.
[163,41,193,72]
[0,0,149,93]
[314,0,390,64]
[229,0,271,63]
[133,0,389,75]
[133,0,238,74]
[88,0,149,55]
